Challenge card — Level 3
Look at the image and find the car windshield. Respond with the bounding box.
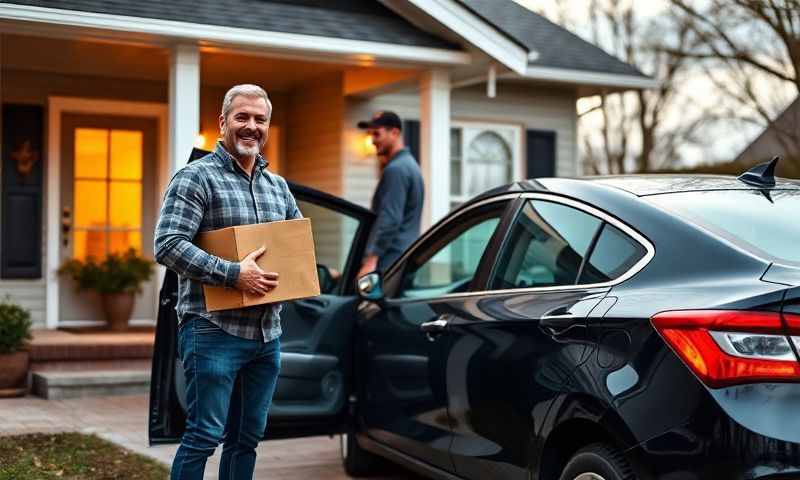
[647,189,800,265]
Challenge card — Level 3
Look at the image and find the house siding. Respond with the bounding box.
[343,84,579,210]
[285,73,349,273]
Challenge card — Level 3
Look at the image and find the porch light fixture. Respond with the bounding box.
[360,133,377,158]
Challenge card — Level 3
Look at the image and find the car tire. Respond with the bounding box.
[558,443,636,480]
[340,432,386,477]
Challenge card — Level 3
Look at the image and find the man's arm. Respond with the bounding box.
[360,166,408,275]
[154,169,240,287]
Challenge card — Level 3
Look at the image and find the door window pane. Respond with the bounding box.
[296,199,360,294]
[110,182,142,228]
[110,130,143,180]
[466,131,512,196]
[74,180,107,228]
[399,203,506,299]
[73,230,106,261]
[579,224,645,284]
[109,231,142,256]
[490,200,601,289]
[74,128,108,179]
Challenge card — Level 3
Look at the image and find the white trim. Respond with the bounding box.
[396,0,528,74]
[46,97,168,329]
[522,65,660,90]
[0,3,472,67]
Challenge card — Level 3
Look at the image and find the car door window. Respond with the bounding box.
[578,223,646,284]
[297,199,361,294]
[490,200,602,289]
[397,202,506,299]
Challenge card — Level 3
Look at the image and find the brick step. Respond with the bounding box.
[31,370,151,400]
[29,329,154,362]
[31,359,152,373]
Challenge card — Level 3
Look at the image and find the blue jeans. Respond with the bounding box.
[171,318,281,480]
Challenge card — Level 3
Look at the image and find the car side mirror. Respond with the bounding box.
[317,264,336,294]
[357,272,384,302]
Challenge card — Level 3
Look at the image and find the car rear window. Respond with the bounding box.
[647,189,800,264]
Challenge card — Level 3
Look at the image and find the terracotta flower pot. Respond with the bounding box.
[0,350,29,397]
[101,292,135,332]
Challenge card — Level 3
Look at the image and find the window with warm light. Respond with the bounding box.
[73,128,143,260]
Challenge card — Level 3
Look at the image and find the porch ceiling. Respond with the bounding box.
[1,34,415,93]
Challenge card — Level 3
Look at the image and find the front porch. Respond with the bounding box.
[0,27,456,331]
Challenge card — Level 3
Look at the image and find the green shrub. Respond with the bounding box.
[59,249,154,295]
[0,298,32,354]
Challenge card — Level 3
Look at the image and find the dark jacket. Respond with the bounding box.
[366,148,424,272]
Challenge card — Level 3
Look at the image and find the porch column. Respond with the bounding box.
[169,44,200,174]
[419,69,451,230]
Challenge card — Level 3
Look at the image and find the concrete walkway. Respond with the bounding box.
[0,394,423,479]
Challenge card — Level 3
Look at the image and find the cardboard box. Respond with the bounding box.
[195,218,320,311]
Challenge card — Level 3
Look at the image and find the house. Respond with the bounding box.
[0,0,656,331]
[735,96,800,175]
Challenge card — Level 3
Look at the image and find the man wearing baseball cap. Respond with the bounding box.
[356,111,424,278]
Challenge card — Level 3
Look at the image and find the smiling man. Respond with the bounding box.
[155,84,301,480]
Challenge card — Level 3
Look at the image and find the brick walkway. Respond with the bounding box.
[0,394,423,479]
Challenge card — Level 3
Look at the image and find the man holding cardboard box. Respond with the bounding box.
[155,84,301,480]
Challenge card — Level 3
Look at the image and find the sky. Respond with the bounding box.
[512,0,791,168]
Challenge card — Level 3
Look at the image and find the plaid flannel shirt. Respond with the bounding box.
[154,142,302,341]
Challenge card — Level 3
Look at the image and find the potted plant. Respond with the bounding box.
[0,298,32,397]
[59,249,154,331]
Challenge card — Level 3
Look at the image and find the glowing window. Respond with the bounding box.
[73,128,143,260]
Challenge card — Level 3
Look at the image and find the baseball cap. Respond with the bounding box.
[357,111,402,131]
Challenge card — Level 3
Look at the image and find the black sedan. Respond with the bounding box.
[150,158,800,480]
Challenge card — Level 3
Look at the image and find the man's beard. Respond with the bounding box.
[235,140,261,157]
[232,129,264,157]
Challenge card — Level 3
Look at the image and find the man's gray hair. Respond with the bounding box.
[221,84,272,120]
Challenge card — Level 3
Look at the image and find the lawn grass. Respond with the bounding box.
[0,432,169,479]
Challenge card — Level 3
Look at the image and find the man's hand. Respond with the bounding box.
[357,255,379,280]
[235,246,279,296]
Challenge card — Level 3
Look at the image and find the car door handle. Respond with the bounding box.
[420,316,450,341]
[420,318,448,333]
[541,309,584,335]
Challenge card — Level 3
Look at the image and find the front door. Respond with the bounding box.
[59,114,158,325]
[148,158,375,443]
[358,198,513,472]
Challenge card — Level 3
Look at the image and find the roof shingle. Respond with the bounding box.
[459,0,648,77]
[7,0,459,49]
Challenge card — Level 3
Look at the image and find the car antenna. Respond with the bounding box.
[738,156,780,188]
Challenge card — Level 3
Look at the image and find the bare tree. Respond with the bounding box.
[572,0,711,173]
[668,0,800,160]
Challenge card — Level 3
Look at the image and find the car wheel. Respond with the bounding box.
[340,432,386,477]
[558,443,635,480]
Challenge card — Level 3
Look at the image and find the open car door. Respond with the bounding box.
[149,149,375,444]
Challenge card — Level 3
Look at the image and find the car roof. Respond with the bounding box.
[468,174,800,203]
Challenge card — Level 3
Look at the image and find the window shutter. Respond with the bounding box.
[525,129,556,178]
[403,119,420,164]
[2,104,44,278]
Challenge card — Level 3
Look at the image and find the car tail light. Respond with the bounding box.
[783,313,800,355]
[651,310,800,388]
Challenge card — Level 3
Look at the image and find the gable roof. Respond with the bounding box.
[459,0,648,78]
[5,0,459,50]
